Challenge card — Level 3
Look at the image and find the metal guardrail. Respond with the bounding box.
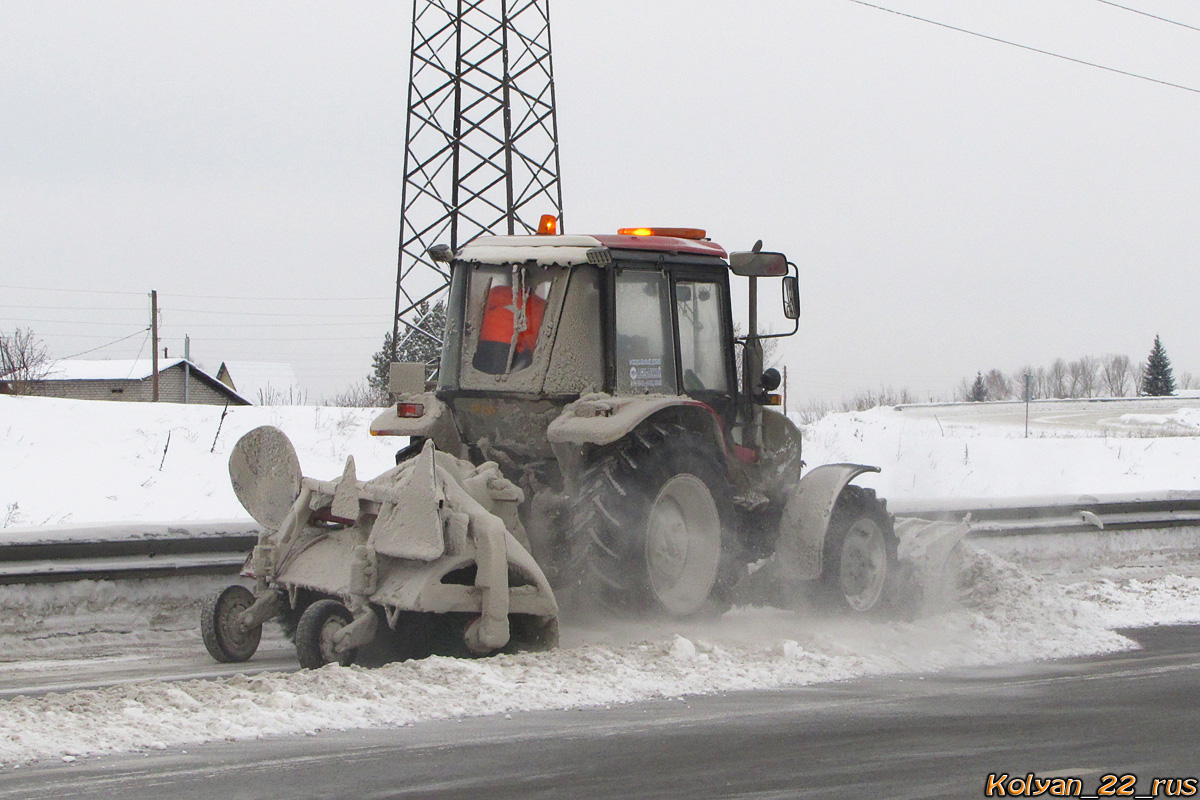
[0,496,1198,585]
[893,494,1200,539]
[0,522,260,584]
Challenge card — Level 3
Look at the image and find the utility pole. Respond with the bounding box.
[150,290,159,402]
[184,334,191,405]
[1024,371,1031,438]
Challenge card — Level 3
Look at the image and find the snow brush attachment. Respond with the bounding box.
[209,431,559,669]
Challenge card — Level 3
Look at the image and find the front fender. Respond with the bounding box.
[775,464,880,582]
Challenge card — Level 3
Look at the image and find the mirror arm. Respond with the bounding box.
[756,262,801,340]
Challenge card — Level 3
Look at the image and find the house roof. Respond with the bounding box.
[215,361,302,405]
[40,358,251,404]
[43,358,188,381]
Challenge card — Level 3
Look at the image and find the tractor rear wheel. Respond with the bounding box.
[822,486,897,614]
[574,425,735,617]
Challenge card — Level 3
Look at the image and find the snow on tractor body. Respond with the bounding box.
[204,227,907,668]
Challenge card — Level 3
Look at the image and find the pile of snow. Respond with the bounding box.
[1116,408,1200,434]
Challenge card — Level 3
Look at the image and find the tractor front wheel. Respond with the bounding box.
[822,486,897,614]
[200,584,262,663]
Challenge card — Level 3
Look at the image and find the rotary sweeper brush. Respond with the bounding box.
[202,425,557,667]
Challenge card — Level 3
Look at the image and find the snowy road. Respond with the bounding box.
[4,396,1200,783]
[3,624,1198,800]
[895,396,1200,436]
[0,637,297,700]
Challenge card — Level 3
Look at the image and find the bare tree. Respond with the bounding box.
[1133,362,1147,396]
[1030,366,1048,400]
[0,327,50,395]
[1101,354,1133,397]
[955,375,974,402]
[322,380,387,408]
[1068,356,1099,398]
[1047,358,1069,399]
[983,368,1012,400]
[1010,367,1037,400]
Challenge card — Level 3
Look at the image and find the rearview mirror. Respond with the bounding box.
[782,276,800,320]
[729,250,788,277]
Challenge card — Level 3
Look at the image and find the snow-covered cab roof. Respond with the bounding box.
[456,232,728,267]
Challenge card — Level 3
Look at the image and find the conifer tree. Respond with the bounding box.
[1140,334,1176,396]
[968,371,987,402]
[369,300,446,396]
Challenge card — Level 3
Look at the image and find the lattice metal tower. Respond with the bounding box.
[392,0,565,363]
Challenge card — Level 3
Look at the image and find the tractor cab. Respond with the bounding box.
[380,226,800,470]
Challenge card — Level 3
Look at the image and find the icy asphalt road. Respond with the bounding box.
[0,637,298,700]
[3,624,1197,800]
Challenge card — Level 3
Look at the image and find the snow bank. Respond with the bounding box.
[5,395,1200,529]
[802,406,1200,502]
[0,395,397,528]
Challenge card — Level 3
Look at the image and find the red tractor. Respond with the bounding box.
[207,224,899,668]
[373,224,896,618]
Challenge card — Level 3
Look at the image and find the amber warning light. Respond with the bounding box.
[617,227,706,239]
[537,214,558,235]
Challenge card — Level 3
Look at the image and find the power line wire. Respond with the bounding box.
[1090,0,1200,34]
[0,304,145,313]
[0,285,144,297]
[58,329,150,360]
[0,284,387,302]
[181,335,382,342]
[12,316,384,329]
[149,307,389,318]
[13,318,149,328]
[847,0,1200,95]
[1,304,389,319]
[125,331,151,374]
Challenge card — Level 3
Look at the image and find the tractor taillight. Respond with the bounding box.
[538,214,558,235]
[396,403,425,418]
[617,227,706,239]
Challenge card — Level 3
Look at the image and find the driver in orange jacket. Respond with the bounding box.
[473,285,546,374]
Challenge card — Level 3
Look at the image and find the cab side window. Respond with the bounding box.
[675,280,729,394]
[614,270,677,394]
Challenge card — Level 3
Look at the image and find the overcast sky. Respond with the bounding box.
[2,0,1199,403]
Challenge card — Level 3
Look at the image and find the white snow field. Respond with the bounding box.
[1,394,1200,766]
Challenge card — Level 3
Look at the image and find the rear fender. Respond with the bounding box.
[775,464,881,582]
[370,392,466,458]
[547,393,725,453]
